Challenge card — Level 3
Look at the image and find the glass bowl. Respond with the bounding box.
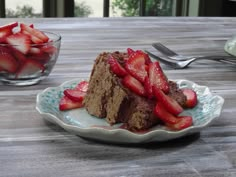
[0,31,61,86]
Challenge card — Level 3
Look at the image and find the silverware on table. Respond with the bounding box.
[145,50,236,69]
[152,42,236,61]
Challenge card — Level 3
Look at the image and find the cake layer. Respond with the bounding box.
[84,51,187,131]
[83,52,160,130]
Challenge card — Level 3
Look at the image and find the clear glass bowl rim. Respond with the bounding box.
[0,31,61,47]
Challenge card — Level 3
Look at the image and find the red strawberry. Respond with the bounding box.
[154,103,180,124]
[0,22,18,30]
[16,59,45,78]
[29,47,42,54]
[10,47,27,64]
[182,88,198,108]
[108,55,128,77]
[29,24,34,28]
[167,116,193,130]
[21,29,44,44]
[125,51,148,83]
[148,62,169,93]
[20,23,49,43]
[144,76,153,98]
[59,95,83,111]
[75,81,89,92]
[0,22,18,43]
[136,50,152,64]
[0,46,18,73]
[64,89,86,102]
[41,45,57,54]
[6,33,31,54]
[28,52,50,64]
[0,29,12,43]
[0,22,18,38]
[153,86,183,115]
[122,75,146,96]
[127,48,134,56]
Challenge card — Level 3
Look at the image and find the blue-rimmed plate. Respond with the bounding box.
[36,79,224,143]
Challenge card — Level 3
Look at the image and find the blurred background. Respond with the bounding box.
[0,0,236,18]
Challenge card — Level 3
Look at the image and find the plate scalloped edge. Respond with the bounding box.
[36,78,224,143]
[224,35,236,57]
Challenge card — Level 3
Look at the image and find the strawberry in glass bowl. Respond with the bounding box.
[0,22,61,86]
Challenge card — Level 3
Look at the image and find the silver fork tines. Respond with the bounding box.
[152,43,178,57]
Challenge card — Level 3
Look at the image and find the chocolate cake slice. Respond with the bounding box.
[83,52,157,130]
[83,51,186,131]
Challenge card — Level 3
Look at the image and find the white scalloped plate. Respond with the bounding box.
[36,79,224,143]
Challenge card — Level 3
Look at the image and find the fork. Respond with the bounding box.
[145,50,236,69]
[152,42,236,61]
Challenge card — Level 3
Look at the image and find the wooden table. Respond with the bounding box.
[0,17,236,177]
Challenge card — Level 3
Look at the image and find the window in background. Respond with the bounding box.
[111,0,174,17]
[5,0,42,18]
[73,0,174,17]
[74,0,103,17]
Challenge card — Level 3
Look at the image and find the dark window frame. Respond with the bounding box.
[1,0,227,18]
[0,0,6,18]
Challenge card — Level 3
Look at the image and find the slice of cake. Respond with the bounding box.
[59,48,197,131]
[83,50,187,131]
[83,52,157,130]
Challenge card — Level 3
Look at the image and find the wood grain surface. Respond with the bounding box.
[0,17,236,177]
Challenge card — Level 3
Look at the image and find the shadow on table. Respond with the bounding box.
[43,119,200,149]
[43,118,200,148]
[43,120,203,163]
[80,132,200,149]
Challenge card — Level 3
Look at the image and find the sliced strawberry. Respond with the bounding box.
[59,95,83,111]
[0,29,12,43]
[20,23,49,43]
[6,33,31,54]
[21,30,44,44]
[148,62,169,93]
[41,45,57,54]
[136,50,152,64]
[10,47,27,64]
[108,55,128,77]
[122,75,146,96]
[0,22,18,43]
[29,24,34,28]
[75,81,89,92]
[127,48,134,56]
[0,46,18,73]
[182,88,198,108]
[144,76,153,98]
[167,116,193,130]
[28,52,50,64]
[0,22,18,31]
[29,47,42,54]
[16,59,45,78]
[0,22,18,37]
[125,51,148,83]
[64,89,86,102]
[154,103,180,124]
[153,86,183,115]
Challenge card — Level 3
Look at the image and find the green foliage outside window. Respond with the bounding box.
[6,2,92,18]
[74,1,93,17]
[6,5,41,18]
[5,0,173,18]
[112,0,173,16]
